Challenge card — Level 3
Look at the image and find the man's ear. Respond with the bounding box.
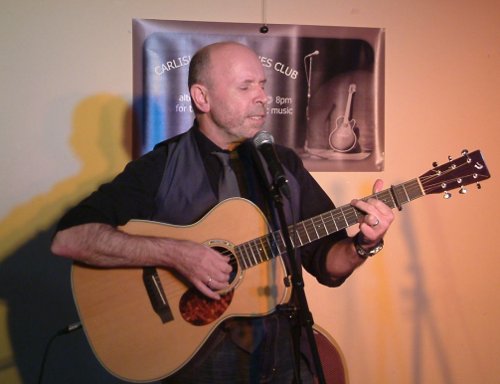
[190,84,210,113]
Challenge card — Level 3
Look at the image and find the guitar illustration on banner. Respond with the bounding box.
[72,150,490,382]
[329,83,357,152]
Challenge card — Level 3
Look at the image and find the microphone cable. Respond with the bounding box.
[37,321,82,384]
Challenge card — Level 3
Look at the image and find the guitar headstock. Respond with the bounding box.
[419,150,491,197]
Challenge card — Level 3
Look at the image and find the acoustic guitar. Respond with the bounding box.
[329,83,357,152]
[72,150,490,382]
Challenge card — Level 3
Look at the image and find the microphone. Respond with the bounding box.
[253,131,290,198]
[304,50,320,58]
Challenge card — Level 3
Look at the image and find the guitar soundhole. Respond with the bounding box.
[179,245,237,326]
[179,289,234,326]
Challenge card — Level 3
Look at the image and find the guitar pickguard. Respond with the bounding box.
[179,288,234,325]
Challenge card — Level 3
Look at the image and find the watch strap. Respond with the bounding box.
[354,233,384,258]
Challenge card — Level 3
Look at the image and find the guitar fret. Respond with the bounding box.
[332,208,347,230]
[407,184,418,198]
[325,211,339,233]
[257,237,270,261]
[256,237,266,261]
[324,213,334,233]
[238,243,251,269]
[310,217,321,239]
[276,231,287,254]
[288,226,301,247]
[248,240,260,265]
[246,241,258,267]
[343,206,359,226]
[318,213,330,235]
[380,190,396,207]
[340,207,349,227]
[398,184,411,204]
[314,215,328,239]
[234,248,246,269]
[304,218,319,241]
[243,248,252,269]
[407,179,424,200]
[253,239,264,263]
[301,221,312,243]
[342,206,360,227]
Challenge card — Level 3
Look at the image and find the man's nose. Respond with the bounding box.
[255,87,268,105]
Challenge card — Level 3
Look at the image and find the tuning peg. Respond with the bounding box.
[448,155,453,161]
[443,191,452,199]
[476,182,482,190]
[459,186,467,194]
[461,149,469,155]
[432,161,439,167]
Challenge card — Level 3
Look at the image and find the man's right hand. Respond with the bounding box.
[168,240,232,300]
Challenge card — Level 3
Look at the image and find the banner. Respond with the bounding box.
[133,19,385,171]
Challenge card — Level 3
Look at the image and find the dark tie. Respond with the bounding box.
[212,151,240,200]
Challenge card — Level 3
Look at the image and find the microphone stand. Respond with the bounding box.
[305,56,312,121]
[304,53,316,121]
[268,182,326,384]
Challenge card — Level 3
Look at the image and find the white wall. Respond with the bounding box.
[1,1,499,383]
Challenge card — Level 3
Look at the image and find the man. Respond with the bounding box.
[52,41,394,383]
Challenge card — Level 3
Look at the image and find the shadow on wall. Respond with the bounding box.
[400,209,454,384]
[0,94,145,383]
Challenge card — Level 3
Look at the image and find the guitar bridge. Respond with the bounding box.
[143,267,174,323]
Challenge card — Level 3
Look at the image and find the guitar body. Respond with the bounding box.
[328,116,357,152]
[72,198,291,382]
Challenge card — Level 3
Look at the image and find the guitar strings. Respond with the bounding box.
[164,160,474,295]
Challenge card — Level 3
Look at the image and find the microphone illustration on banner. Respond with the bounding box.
[304,50,320,58]
[253,131,291,199]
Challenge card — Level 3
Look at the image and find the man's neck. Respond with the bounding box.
[197,121,243,151]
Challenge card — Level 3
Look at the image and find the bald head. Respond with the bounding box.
[188,42,260,90]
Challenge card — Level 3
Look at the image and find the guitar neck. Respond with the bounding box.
[235,178,424,269]
[235,149,491,270]
[342,84,356,121]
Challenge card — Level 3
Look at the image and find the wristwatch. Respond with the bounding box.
[354,233,384,258]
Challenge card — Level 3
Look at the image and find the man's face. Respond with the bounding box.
[203,45,268,147]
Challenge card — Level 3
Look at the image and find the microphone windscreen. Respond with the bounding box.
[253,131,274,148]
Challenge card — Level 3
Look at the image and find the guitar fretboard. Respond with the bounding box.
[235,178,424,270]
